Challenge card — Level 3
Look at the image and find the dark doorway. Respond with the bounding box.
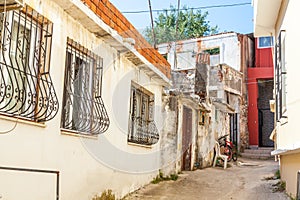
[230,113,238,147]
[258,80,274,147]
[182,106,193,171]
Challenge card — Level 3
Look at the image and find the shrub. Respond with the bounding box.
[92,189,115,200]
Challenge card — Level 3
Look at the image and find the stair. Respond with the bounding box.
[240,147,274,160]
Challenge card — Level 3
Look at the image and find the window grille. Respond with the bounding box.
[275,30,287,121]
[0,6,58,121]
[61,38,109,135]
[128,83,159,145]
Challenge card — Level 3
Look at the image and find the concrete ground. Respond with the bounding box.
[124,159,290,200]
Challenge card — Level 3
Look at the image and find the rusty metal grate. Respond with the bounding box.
[61,38,109,135]
[128,84,159,145]
[0,6,58,121]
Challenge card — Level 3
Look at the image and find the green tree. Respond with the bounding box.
[144,6,218,45]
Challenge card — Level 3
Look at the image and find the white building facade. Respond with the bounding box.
[0,0,172,199]
[253,0,300,198]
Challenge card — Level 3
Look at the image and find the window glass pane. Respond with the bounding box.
[61,38,109,134]
[258,36,273,48]
[0,6,58,122]
[128,83,158,145]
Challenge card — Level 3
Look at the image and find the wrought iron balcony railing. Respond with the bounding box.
[128,117,159,145]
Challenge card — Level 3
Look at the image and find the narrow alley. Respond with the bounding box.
[125,159,289,200]
[1,0,300,199]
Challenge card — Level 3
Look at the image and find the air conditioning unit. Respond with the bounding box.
[0,0,24,12]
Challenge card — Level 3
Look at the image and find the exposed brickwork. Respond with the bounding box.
[81,0,171,78]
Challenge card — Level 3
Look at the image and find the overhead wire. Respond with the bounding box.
[122,2,251,14]
[148,0,157,48]
[173,0,181,69]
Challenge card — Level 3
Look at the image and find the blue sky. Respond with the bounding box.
[109,0,253,34]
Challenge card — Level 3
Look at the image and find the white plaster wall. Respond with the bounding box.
[275,0,300,150]
[280,152,300,198]
[201,33,241,71]
[0,0,166,199]
[253,1,300,198]
[158,33,241,71]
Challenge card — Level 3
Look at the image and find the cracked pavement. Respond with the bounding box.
[124,159,289,200]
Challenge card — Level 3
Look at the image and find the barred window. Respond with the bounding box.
[61,38,109,135]
[275,30,287,122]
[0,6,58,121]
[128,82,159,145]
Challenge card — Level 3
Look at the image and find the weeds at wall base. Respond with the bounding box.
[272,181,286,192]
[92,189,116,200]
[151,171,179,184]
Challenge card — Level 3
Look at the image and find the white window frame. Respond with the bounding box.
[257,36,274,49]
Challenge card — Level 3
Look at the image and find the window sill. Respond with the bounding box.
[60,129,98,140]
[127,141,153,149]
[0,114,46,128]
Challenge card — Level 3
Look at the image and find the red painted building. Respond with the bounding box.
[247,37,274,147]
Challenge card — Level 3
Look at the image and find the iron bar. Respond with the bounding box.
[61,38,109,135]
[128,85,159,145]
[0,6,58,122]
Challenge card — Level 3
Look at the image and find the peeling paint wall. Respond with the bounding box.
[209,64,243,150]
[239,34,254,150]
[196,110,214,168]
[157,32,248,169]
[160,95,179,175]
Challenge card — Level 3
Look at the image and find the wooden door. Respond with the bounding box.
[182,106,193,171]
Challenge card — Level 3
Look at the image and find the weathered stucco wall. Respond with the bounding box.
[160,95,179,175]
[196,109,214,168]
[158,33,246,168]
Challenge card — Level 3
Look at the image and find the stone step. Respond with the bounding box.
[241,147,274,160]
[244,148,273,154]
[240,152,274,160]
